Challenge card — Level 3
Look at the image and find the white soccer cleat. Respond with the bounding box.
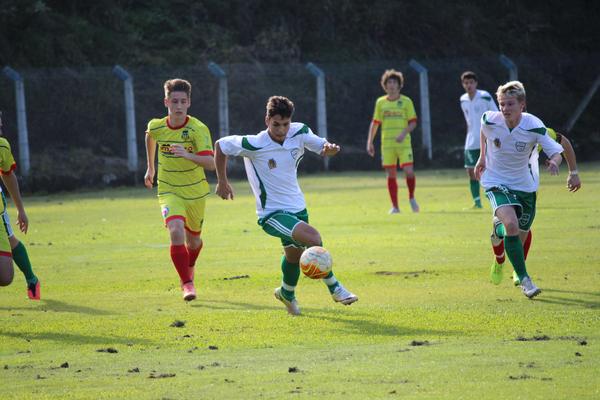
[389,207,400,214]
[331,284,358,305]
[182,282,197,302]
[274,287,301,316]
[409,198,420,213]
[520,276,541,299]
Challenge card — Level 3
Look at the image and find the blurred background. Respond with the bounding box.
[1,0,598,191]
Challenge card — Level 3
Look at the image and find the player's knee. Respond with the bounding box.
[503,220,520,235]
[0,268,14,286]
[305,232,322,247]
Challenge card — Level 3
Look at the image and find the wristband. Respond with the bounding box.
[569,169,578,175]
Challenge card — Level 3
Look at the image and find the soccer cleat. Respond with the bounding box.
[409,198,420,213]
[490,261,503,285]
[331,284,359,305]
[27,280,40,300]
[389,207,400,214]
[274,287,301,315]
[182,282,197,301]
[520,276,541,299]
[512,270,521,286]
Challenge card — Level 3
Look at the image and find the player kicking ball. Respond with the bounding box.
[475,81,563,299]
[214,96,358,315]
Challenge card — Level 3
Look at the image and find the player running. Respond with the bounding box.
[214,96,358,315]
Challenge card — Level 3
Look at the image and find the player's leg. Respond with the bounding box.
[382,145,400,213]
[465,149,482,208]
[399,147,418,212]
[2,211,40,299]
[184,199,206,283]
[0,226,14,286]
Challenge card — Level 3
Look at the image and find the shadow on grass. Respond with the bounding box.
[194,299,460,338]
[0,299,113,315]
[532,288,600,308]
[0,329,152,346]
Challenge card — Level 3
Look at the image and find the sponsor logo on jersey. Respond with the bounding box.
[493,138,501,148]
[515,141,526,152]
[268,159,277,169]
[160,143,174,154]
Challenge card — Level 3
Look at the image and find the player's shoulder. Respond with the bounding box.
[520,113,546,134]
[478,90,494,102]
[0,137,11,148]
[460,92,469,102]
[481,110,503,125]
[375,95,388,105]
[401,94,414,104]
[288,122,312,138]
[187,116,209,131]
[229,130,271,151]
[147,117,168,131]
[546,127,557,140]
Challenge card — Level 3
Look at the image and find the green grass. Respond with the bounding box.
[1,164,599,399]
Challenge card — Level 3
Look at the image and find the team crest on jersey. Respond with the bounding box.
[290,149,300,160]
[268,159,277,169]
[161,206,170,218]
[181,130,189,140]
[515,141,526,152]
[493,138,501,148]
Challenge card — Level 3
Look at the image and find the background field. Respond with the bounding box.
[1,165,599,399]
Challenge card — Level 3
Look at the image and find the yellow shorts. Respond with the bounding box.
[158,194,206,236]
[381,144,414,168]
[0,195,12,256]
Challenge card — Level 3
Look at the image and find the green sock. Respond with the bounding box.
[323,271,340,294]
[470,180,481,206]
[505,235,528,281]
[12,241,37,285]
[280,256,299,301]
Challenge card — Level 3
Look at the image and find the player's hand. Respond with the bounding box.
[321,142,340,157]
[567,173,581,192]
[395,133,406,143]
[545,159,560,176]
[170,144,189,159]
[474,158,485,180]
[366,142,375,157]
[144,168,155,189]
[17,210,28,234]
[215,181,234,200]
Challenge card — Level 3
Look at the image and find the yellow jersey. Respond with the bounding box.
[0,137,16,176]
[372,94,417,147]
[146,116,213,200]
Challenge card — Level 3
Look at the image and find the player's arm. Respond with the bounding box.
[539,130,563,176]
[366,121,380,157]
[170,145,215,170]
[474,129,486,180]
[395,120,417,143]
[1,172,28,233]
[555,133,581,191]
[144,133,157,189]
[214,141,234,200]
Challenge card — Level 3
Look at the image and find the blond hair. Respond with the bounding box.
[380,69,404,91]
[496,80,526,103]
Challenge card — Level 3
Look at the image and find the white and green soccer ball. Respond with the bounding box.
[300,246,332,279]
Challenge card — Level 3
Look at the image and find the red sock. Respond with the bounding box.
[406,176,416,199]
[187,242,203,267]
[387,177,398,208]
[523,230,532,260]
[493,241,505,264]
[170,244,191,283]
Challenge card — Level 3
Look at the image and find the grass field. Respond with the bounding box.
[1,165,599,399]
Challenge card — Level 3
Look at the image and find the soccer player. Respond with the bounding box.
[214,96,358,316]
[489,127,581,285]
[144,79,215,302]
[0,111,41,300]
[459,71,499,208]
[475,81,564,298]
[366,69,419,214]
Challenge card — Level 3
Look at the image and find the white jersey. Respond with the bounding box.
[217,122,326,217]
[480,111,563,193]
[460,90,498,150]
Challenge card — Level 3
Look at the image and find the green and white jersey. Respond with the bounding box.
[460,89,498,150]
[217,122,326,217]
[480,111,563,192]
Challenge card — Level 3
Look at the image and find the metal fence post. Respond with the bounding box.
[565,74,600,132]
[2,66,31,176]
[305,62,329,170]
[408,59,432,160]
[207,62,229,138]
[499,54,518,81]
[112,65,138,172]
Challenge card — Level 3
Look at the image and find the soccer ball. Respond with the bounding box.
[300,246,332,279]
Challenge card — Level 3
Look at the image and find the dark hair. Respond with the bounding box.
[164,78,192,98]
[461,71,478,82]
[380,69,404,91]
[266,96,295,119]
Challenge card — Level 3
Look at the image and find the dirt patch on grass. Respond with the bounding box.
[515,335,550,341]
[223,275,250,280]
[96,347,118,353]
